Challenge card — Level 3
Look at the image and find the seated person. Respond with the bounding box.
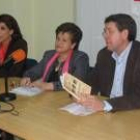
[0,14,28,77]
[0,13,28,140]
[21,22,89,91]
[78,13,140,112]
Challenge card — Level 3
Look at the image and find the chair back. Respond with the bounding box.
[25,58,38,71]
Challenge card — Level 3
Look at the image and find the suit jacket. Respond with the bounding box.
[23,50,89,90]
[87,40,140,112]
[0,38,28,77]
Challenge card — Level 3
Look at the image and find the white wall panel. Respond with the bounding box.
[76,0,140,66]
[0,0,75,60]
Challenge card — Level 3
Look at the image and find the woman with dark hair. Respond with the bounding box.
[0,13,28,140]
[21,22,89,91]
[0,14,28,77]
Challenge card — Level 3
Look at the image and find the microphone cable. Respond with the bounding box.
[0,102,19,116]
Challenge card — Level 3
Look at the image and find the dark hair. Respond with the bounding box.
[104,13,137,41]
[55,22,82,50]
[0,14,22,40]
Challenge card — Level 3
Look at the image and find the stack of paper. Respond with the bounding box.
[10,86,43,96]
[60,103,95,116]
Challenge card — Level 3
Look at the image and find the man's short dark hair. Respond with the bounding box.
[55,22,82,50]
[105,13,137,41]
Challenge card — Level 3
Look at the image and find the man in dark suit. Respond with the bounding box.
[78,13,140,112]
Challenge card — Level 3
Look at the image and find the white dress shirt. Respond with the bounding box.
[104,42,132,112]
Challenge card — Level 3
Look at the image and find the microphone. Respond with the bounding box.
[3,49,26,67]
[0,49,26,102]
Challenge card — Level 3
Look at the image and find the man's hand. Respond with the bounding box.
[77,95,104,112]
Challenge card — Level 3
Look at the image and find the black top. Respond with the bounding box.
[0,38,28,77]
[47,63,59,82]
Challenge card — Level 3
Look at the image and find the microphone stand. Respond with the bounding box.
[0,68,16,102]
[0,49,26,102]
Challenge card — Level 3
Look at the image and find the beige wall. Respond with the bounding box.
[0,0,75,60]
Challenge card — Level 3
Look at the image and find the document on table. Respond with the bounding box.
[10,86,43,96]
[60,103,95,116]
[60,73,91,100]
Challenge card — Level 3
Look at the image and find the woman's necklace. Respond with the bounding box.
[55,59,62,72]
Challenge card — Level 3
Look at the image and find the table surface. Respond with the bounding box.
[0,78,140,140]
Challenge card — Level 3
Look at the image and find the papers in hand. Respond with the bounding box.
[60,73,91,99]
[60,103,95,116]
[10,86,43,96]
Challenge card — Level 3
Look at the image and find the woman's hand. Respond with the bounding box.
[20,77,32,86]
[32,81,54,91]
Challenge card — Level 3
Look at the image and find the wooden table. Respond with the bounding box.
[0,78,140,140]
